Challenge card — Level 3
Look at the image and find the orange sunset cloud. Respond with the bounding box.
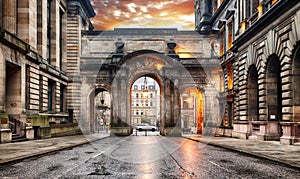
[90,0,195,30]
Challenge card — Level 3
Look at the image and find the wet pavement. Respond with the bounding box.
[183,134,300,169]
[0,131,299,178]
[0,134,299,178]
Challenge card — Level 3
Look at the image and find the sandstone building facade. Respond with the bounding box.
[0,0,94,142]
[195,0,300,145]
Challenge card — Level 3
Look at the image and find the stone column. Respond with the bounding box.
[2,0,17,34]
[164,79,171,129]
[0,50,5,111]
[17,0,37,48]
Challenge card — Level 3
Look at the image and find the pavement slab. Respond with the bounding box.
[183,135,300,169]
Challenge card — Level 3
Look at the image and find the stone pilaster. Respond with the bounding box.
[0,49,5,111]
[17,0,37,48]
[2,0,17,34]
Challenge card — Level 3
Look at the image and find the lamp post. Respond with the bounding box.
[142,76,149,98]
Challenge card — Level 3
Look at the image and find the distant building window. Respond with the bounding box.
[136,110,139,115]
[136,93,139,98]
[228,67,233,90]
[47,0,52,63]
[134,85,138,90]
[150,102,153,106]
[141,110,144,115]
[220,29,225,56]
[149,85,155,90]
[59,9,64,70]
[150,93,153,98]
[141,85,145,90]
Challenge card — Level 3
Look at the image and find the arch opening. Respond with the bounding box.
[293,45,300,121]
[266,55,282,121]
[247,65,259,121]
[181,88,203,134]
[130,76,161,132]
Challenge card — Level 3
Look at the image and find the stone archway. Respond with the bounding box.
[247,65,259,121]
[110,51,193,136]
[180,87,203,134]
[88,86,110,133]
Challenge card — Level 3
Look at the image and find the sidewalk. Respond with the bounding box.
[183,134,300,169]
[0,132,110,165]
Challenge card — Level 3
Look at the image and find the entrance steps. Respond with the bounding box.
[12,134,28,143]
[293,142,300,146]
[248,135,258,140]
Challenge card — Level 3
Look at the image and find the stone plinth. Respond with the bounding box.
[110,127,132,136]
[280,122,300,145]
[25,127,34,140]
[256,121,281,141]
[0,129,12,143]
[232,121,251,139]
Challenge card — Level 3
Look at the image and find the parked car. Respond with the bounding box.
[134,123,157,132]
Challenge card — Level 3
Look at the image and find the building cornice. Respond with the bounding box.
[80,0,96,18]
[210,0,231,25]
[233,0,299,50]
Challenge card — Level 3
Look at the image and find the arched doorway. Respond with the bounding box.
[130,76,161,132]
[248,65,259,121]
[293,45,300,121]
[181,88,203,134]
[89,87,111,133]
[266,55,282,121]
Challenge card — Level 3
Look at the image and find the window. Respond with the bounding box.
[48,79,55,111]
[59,9,64,70]
[47,0,52,63]
[134,85,138,90]
[136,93,139,98]
[150,93,153,98]
[60,84,66,112]
[136,102,139,106]
[227,20,233,50]
[246,0,251,18]
[214,0,218,12]
[39,75,43,111]
[0,0,3,27]
[150,102,153,106]
[141,110,144,115]
[220,29,225,56]
[25,65,30,110]
[136,110,139,115]
[252,0,259,14]
[227,67,233,90]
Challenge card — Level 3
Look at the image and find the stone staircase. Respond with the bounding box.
[11,134,28,143]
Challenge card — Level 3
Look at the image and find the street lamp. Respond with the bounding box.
[142,76,148,98]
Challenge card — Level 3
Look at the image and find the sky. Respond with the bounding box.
[90,0,195,30]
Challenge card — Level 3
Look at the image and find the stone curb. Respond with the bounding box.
[183,137,300,170]
[0,135,110,165]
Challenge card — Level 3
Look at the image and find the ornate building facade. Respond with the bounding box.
[195,0,300,145]
[0,0,95,142]
[131,77,160,126]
